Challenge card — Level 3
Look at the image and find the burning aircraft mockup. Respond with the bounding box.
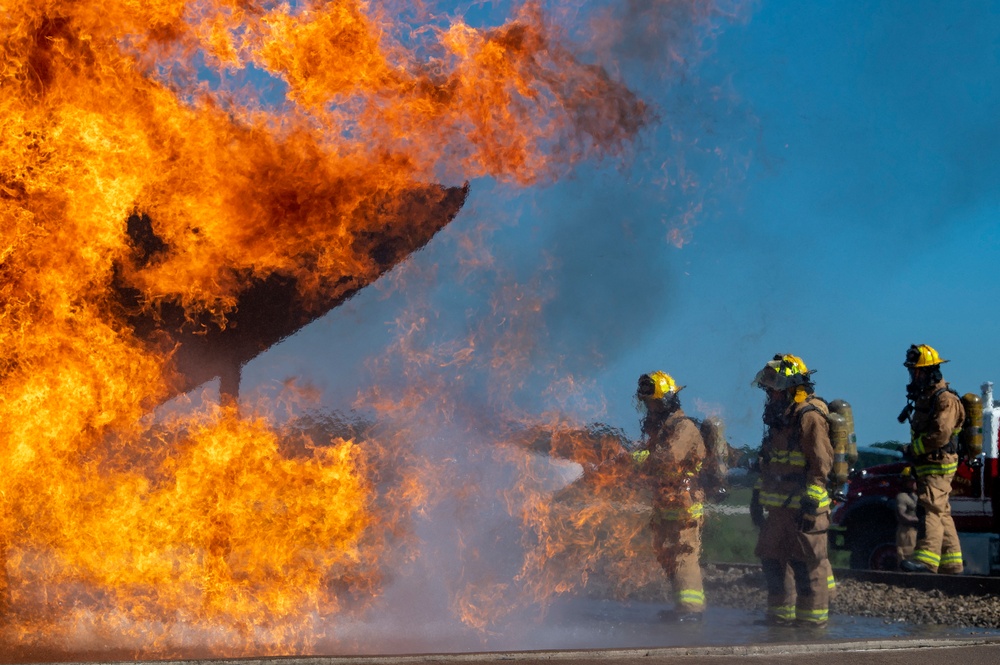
[0,0,672,658]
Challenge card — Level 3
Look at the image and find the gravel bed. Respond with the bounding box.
[702,564,1000,628]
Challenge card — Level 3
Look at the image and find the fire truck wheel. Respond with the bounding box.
[848,527,898,571]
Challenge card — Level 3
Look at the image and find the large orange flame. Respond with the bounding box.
[0,0,729,657]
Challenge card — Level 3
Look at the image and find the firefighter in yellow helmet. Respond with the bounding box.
[898,344,965,574]
[635,371,707,622]
[751,354,834,627]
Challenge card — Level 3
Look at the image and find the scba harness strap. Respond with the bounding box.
[911,387,961,457]
[760,396,831,511]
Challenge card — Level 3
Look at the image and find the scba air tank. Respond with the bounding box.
[961,392,984,460]
[828,399,858,467]
[699,416,729,500]
[827,412,850,486]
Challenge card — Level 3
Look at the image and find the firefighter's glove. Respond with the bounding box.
[749,489,765,529]
[801,484,830,516]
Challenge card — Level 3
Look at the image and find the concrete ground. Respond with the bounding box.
[5,600,1000,665]
[13,639,999,665]
[313,640,1000,665]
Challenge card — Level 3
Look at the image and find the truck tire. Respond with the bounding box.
[849,526,898,571]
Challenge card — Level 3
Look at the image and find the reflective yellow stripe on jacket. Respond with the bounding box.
[913,459,959,477]
[767,450,806,466]
[758,488,829,510]
[911,427,961,476]
[911,427,961,457]
[758,447,813,508]
[806,483,831,511]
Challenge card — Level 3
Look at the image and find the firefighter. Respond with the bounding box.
[635,371,707,622]
[895,466,920,566]
[898,344,965,574]
[751,354,834,627]
[751,463,837,603]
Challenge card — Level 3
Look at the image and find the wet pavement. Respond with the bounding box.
[6,597,1000,664]
[508,600,1000,654]
[305,640,1000,665]
[537,599,1000,650]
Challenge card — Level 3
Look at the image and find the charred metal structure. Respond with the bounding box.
[111,183,469,401]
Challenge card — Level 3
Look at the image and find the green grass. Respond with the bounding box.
[702,510,758,563]
[829,547,849,568]
[701,481,757,563]
[724,485,754,505]
[702,482,850,567]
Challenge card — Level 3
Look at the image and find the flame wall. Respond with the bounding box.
[0,0,731,658]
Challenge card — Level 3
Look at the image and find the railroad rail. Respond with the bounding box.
[711,561,1000,596]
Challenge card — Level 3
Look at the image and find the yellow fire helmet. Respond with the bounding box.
[752,354,814,391]
[637,371,683,400]
[904,343,948,368]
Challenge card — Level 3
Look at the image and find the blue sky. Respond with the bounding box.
[243,0,1000,453]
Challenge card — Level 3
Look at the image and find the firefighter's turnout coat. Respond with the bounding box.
[642,408,707,614]
[755,395,834,625]
[906,379,965,573]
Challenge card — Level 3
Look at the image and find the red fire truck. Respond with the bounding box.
[829,382,1000,575]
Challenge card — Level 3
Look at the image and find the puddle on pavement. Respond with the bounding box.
[537,598,1000,650]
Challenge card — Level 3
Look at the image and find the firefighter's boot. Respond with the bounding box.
[900,559,931,573]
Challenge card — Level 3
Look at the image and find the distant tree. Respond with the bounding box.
[868,440,907,452]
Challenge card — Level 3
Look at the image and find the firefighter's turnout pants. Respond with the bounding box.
[895,490,919,564]
[651,503,705,613]
[912,458,963,573]
[756,507,830,625]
